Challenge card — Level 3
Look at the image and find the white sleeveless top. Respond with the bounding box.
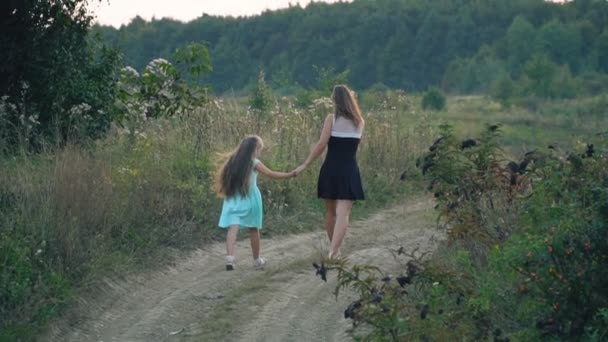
[331,114,363,139]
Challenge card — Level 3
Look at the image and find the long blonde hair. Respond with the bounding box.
[332,84,363,127]
[214,135,261,198]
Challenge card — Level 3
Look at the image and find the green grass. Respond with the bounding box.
[2,92,607,340]
[443,95,607,154]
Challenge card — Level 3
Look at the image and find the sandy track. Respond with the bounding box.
[43,197,438,342]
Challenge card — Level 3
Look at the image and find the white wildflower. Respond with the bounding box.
[121,66,140,78]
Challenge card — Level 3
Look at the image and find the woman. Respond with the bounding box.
[294,84,365,259]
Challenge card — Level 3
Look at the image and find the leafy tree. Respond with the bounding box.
[523,53,558,98]
[0,0,120,146]
[506,16,538,74]
[314,65,350,95]
[577,20,598,56]
[91,0,608,94]
[597,30,608,73]
[537,20,582,72]
[443,46,507,94]
[409,11,449,89]
[249,69,274,113]
[378,27,415,89]
[445,10,478,60]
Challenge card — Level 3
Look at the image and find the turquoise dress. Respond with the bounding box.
[218,159,263,229]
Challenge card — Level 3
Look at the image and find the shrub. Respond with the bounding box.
[491,76,516,107]
[421,87,447,111]
[249,69,274,113]
[330,124,608,341]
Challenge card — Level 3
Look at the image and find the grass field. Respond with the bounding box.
[1,91,606,340]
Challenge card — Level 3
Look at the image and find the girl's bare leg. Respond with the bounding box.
[324,200,337,242]
[329,200,353,257]
[248,228,261,259]
[226,225,239,257]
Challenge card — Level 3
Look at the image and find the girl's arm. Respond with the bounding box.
[294,114,333,174]
[255,161,296,179]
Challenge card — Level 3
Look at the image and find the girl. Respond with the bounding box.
[294,85,365,259]
[215,135,296,270]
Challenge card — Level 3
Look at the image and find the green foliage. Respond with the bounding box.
[596,30,608,73]
[586,308,608,341]
[173,42,213,80]
[491,76,516,107]
[0,0,121,147]
[537,20,582,72]
[410,11,449,87]
[506,16,537,73]
[114,46,211,142]
[421,88,447,111]
[335,124,608,340]
[294,88,316,109]
[512,148,608,337]
[249,69,274,113]
[329,255,416,340]
[443,46,509,94]
[313,65,350,95]
[523,53,558,98]
[95,0,608,94]
[294,65,349,108]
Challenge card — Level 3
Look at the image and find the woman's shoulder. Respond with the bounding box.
[323,113,335,127]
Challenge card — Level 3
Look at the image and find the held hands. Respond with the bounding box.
[285,164,306,179]
[292,164,306,177]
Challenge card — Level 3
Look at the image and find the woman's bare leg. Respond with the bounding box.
[329,200,353,257]
[248,228,261,260]
[324,200,337,242]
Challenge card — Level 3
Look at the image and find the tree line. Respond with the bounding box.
[93,0,608,94]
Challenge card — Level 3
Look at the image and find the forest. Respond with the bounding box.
[94,0,608,94]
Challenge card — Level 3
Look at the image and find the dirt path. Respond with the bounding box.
[44,197,439,342]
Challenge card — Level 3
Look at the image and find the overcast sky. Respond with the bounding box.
[91,0,348,27]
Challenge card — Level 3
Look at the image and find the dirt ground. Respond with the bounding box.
[43,197,439,342]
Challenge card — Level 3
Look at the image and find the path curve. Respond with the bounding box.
[43,197,438,342]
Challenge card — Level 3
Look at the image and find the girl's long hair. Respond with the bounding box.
[332,84,364,127]
[214,135,261,198]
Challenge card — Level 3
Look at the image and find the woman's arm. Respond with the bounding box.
[255,161,296,179]
[294,114,333,174]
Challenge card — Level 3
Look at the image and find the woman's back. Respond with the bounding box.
[318,114,365,201]
[325,115,362,162]
[331,115,362,139]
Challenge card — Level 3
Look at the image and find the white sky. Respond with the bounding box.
[91,0,348,27]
